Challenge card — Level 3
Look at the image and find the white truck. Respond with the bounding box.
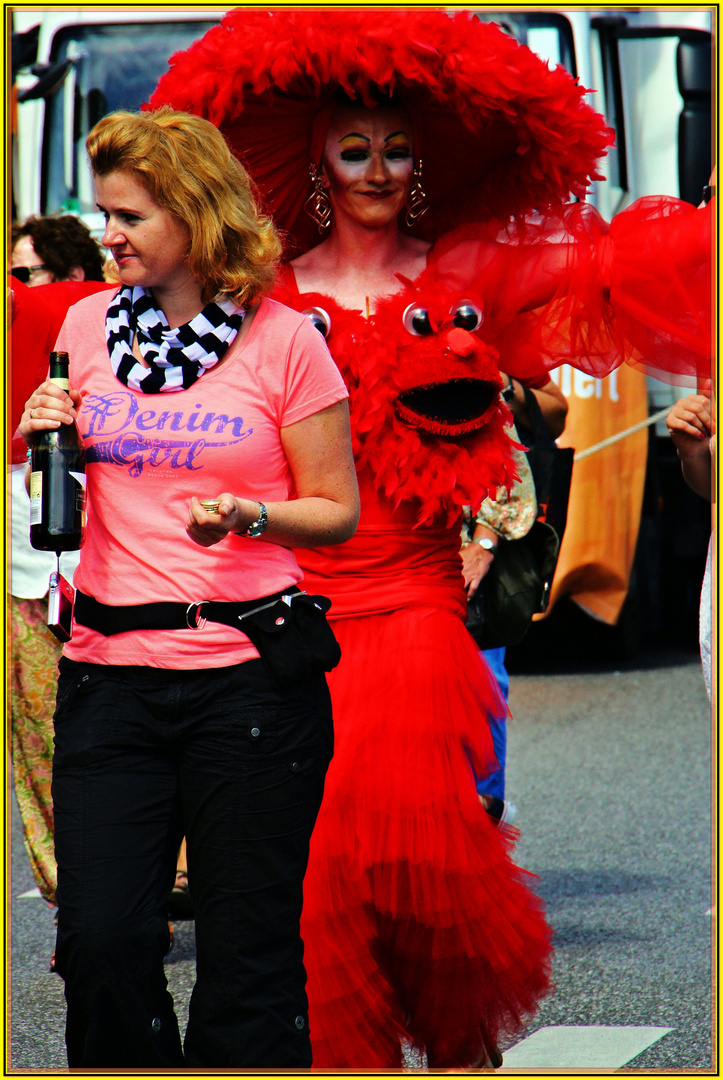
[11,6,714,655]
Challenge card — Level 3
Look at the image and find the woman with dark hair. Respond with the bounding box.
[12,214,106,285]
[18,106,359,1069]
[151,8,712,1068]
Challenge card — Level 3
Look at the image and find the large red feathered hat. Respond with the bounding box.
[149,7,614,254]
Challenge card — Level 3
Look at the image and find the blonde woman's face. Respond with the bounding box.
[321,105,414,228]
[95,170,193,299]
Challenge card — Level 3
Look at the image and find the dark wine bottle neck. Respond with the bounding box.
[49,351,70,386]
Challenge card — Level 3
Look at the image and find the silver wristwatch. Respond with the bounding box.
[473,536,497,552]
[241,502,268,537]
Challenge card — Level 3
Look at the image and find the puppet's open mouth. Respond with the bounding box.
[395,378,499,437]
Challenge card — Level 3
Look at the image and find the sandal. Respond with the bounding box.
[481,795,517,826]
[168,869,194,920]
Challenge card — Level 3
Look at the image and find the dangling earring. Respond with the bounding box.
[405,158,429,226]
[304,164,332,232]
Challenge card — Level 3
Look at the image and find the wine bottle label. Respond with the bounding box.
[49,376,70,391]
[68,471,86,514]
[29,471,42,525]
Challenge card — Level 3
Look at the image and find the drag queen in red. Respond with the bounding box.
[151,9,712,1068]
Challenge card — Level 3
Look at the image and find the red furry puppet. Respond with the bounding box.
[151,7,712,1068]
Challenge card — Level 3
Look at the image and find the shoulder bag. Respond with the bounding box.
[465,385,574,650]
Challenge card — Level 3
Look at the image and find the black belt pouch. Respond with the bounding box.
[240,594,341,687]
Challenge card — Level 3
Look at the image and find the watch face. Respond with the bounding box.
[246,502,268,536]
[479,537,495,550]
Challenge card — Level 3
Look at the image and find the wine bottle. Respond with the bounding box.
[29,351,86,552]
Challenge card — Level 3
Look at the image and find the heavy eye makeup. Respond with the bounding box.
[339,146,412,163]
[384,146,412,161]
[338,131,412,164]
[340,145,372,163]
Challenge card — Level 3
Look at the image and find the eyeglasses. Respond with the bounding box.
[10,265,48,284]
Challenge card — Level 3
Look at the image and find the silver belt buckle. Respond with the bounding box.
[186,601,207,630]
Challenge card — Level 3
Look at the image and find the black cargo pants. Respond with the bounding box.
[51,656,333,1068]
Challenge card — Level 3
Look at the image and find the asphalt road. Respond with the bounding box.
[9,643,713,1072]
[501,643,713,1070]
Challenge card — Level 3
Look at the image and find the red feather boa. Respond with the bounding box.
[274,265,518,528]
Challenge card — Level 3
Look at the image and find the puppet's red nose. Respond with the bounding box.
[445,327,477,357]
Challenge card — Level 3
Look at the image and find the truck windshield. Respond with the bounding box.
[42,20,218,216]
[473,11,576,75]
[39,12,576,221]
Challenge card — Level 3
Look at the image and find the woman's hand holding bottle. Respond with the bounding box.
[20,380,81,439]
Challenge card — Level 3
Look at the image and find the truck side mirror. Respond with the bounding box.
[16,59,73,103]
[677,39,713,204]
[11,25,40,79]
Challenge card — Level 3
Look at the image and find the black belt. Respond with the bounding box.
[74,587,304,638]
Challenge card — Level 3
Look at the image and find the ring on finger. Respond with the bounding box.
[30,408,35,419]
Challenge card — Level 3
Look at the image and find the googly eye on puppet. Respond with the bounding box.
[403,303,434,337]
[450,301,483,332]
[302,306,332,338]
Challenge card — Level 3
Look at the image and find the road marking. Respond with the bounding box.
[18,887,43,899]
[501,1025,673,1069]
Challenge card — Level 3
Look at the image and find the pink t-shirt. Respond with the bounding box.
[57,291,348,668]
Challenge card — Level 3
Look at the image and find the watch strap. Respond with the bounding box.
[236,501,268,537]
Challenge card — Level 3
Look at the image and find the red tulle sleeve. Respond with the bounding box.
[431,197,713,388]
[599,195,712,384]
[517,196,713,386]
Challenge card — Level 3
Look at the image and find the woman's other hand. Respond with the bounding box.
[186,495,260,547]
[666,392,712,442]
[19,380,81,442]
[187,400,360,549]
[666,393,713,501]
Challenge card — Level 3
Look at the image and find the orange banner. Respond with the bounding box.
[542,363,649,625]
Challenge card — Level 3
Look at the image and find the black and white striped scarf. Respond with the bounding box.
[105,286,245,393]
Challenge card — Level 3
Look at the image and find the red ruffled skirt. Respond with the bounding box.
[300,593,552,1068]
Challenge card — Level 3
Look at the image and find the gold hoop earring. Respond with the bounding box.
[405,158,429,226]
[304,164,332,232]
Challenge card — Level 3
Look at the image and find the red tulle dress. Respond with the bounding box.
[272,259,557,1067]
[298,472,552,1068]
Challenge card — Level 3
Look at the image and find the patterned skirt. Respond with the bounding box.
[10,596,62,906]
